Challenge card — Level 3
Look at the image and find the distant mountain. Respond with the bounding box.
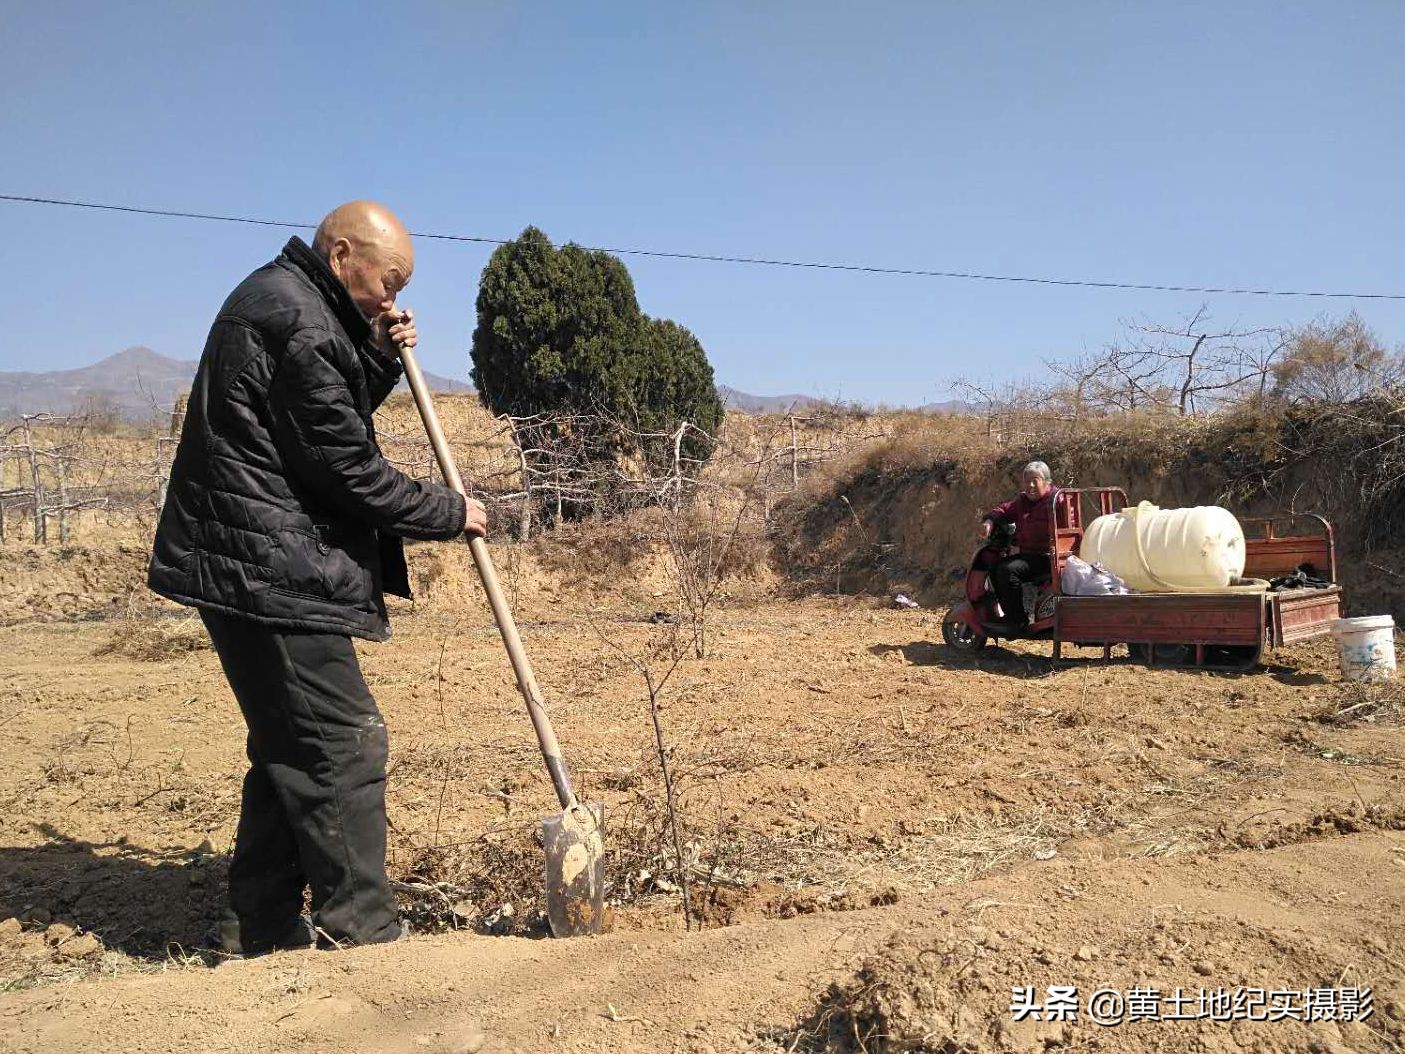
[0,349,973,421]
[395,370,475,395]
[718,385,976,415]
[0,346,196,419]
[918,399,976,414]
[717,385,826,413]
[0,348,476,420]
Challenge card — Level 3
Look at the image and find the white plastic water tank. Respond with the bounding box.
[1080,501,1246,592]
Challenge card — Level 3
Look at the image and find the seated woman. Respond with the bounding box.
[979,461,1064,636]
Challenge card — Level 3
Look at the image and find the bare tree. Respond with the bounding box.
[952,309,1291,432]
[1046,307,1286,416]
[951,375,1084,442]
[3,414,113,543]
[589,616,695,930]
[1272,313,1405,404]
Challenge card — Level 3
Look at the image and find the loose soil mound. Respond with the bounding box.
[791,829,1405,1053]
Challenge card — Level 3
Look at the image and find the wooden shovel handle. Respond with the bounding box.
[399,346,577,811]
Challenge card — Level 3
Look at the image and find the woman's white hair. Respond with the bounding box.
[1022,460,1052,481]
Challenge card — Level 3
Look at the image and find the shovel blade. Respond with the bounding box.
[542,803,605,937]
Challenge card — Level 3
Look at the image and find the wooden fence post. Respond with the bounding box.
[504,415,532,542]
[0,450,8,544]
[789,414,799,491]
[169,393,188,438]
[671,422,689,511]
[21,417,45,543]
[154,437,174,512]
[55,454,70,544]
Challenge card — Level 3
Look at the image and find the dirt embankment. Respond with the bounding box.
[773,403,1405,620]
[19,395,1402,628]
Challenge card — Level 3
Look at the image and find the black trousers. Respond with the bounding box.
[200,609,400,950]
[990,553,1051,625]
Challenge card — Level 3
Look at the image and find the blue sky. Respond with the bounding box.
[2,1,1402,405]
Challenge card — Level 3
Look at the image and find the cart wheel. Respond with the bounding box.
[1206,644,1263,671]
[1128,643,1195,665]
[942,611,988,652]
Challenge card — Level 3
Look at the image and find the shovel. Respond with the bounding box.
[399,345,605,938]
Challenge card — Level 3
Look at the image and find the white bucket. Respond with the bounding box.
[1329,615,1397,682]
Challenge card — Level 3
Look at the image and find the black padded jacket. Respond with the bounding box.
[147,237,466,641]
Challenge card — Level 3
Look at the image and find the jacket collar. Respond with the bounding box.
[280,236,372,345]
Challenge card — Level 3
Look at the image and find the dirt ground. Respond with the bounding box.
[1,542,1402,1053]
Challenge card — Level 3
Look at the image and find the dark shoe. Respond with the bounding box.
[983,620,1028,638]
[315,917,409,951]
[212,914,316,959]
[277,915,317,950]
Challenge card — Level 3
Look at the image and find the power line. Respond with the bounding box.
[3,191,1402,300]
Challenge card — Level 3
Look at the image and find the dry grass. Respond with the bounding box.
[10,392,1405,627]
[530,507,671,576]
[93,614,210,661]
[0,934,210,994]
[1311,679,1405,726]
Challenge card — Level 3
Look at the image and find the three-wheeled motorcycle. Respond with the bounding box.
[941,487,1344,671]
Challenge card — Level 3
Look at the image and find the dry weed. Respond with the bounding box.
[94,614,209,661]
[1311,679,1405,725]
[0,935,211,994]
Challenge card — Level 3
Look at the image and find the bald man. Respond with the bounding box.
[149,202,488,955]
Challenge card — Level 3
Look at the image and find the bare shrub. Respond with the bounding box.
[956,307,1289,441]
[593,618,695,928]
[1311,678,1405,726]
[1273,313,1405,404]
[529,507,667,578]
[391,826,550,937]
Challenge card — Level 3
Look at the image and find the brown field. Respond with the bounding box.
[1,401,1403,1053]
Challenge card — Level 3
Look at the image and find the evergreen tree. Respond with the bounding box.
[471,226,723,483]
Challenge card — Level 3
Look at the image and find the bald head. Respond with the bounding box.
[312,201,414,318]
